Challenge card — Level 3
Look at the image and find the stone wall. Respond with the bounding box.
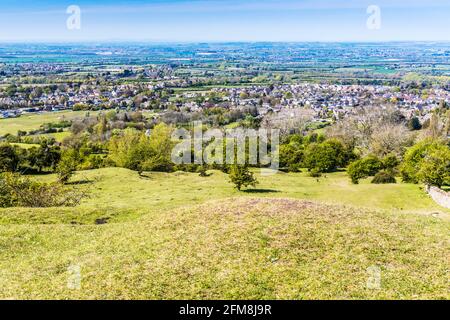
[426,186,450,209]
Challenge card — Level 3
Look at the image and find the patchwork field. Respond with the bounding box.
[0,168,448,299]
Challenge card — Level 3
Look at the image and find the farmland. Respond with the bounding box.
[0,111,91,137]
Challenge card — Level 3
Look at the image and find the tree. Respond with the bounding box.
[142,123,174,172]
[229,164,258,191]
[417,146,450,188]
[279,143,304,172]
[425,113,444,139]
[108,128,144,170]
[382,154,400,172]
[400,140,450,187]
[0,143,19,172]
[347,155,383,184]
[108,124,174,173]
[369,124,414,157]
[303,139,347,174]
[27,142,61,172]
[56,149,79,184]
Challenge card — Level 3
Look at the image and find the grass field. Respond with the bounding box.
[0,168,448,299]
[0,111,94,136]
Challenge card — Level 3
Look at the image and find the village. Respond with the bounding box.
[1,80,449,128]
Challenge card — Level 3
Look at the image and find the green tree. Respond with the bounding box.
[347,155,383,184]
[279,143,304,172]
[417,147,450,188]
[229,164,258,191]
[303,139,347,174]
[382,154,400,172]
[56,149,79,184]
[0,143,19,172]
[108,124,174,172]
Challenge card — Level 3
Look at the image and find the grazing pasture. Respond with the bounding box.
[0,168,448,299]
[0,111,94,136]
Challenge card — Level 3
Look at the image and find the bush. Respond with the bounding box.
[347,155,383,184]
[303,139,347,173]
[0,173,87,208]
[229,164,258,191]
[400,140,450,187]
[108,124,174,172]
[309,168,322,178]
[279,143,303,172]
[196,166,209,177]
[407,117,422,131]
[400,141,431,183]
[417,147,450,188]
[382,154,400,171]
[372,171,397,184]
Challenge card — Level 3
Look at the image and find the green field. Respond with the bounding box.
[0,111,93,136]
[0,168,448,299]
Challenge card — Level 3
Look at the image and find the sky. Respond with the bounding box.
[0,0,449,42]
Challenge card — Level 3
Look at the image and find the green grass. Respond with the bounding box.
[0,168,448,299]
[0,111,94,136]
[39,131,71,142]
[10,143,40,149]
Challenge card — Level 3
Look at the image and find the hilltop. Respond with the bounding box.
[0,168,448,299]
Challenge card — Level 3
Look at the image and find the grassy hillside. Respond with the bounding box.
[0,168,449,299]
[1,168,447,225]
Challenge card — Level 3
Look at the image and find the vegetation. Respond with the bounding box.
[400,140,450,188]
[347,155,383,184]
[372,171,397,184]
[0,168,448,299]
[0,100,449,300]
[0,173,86,208]
[229,164,258,191]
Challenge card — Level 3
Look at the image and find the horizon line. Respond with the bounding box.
[2,40,450,44]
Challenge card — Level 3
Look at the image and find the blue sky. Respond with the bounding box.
[0,0,449,42]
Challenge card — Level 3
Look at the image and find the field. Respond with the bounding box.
[0,168,449,299]
[0,111,94,137]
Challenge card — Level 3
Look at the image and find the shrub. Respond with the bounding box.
[279,143,303,172]
[400,141,431,183]
[347,155,383,184]
[309,168,322,178]
[400,140,450,187]
[0,173,87,208]
[229,164,258,191]
[372,171,397,184]
[196,166,209,177]
[417,147,450,188]
[407,117,422,131]
[303,139,347,173]
[382,154,400,171]
[108,124,174,172]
